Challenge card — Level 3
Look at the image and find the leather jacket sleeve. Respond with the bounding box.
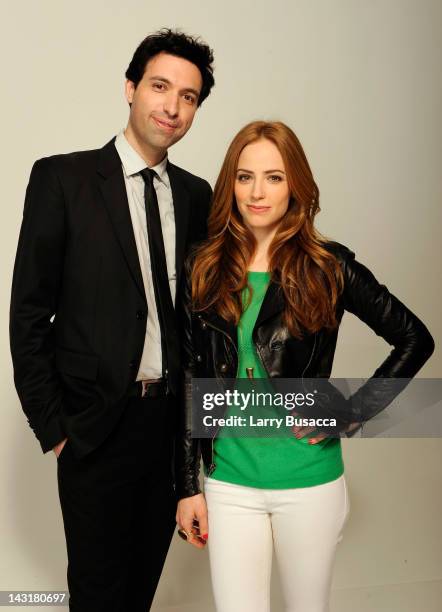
[300,245,435,435]
[341,246,434,376]
[175,253,203,499]
[337,245,435,434]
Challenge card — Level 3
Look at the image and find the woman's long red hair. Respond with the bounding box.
[191,121,343,338]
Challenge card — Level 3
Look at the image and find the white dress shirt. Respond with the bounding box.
[114,130,176,381]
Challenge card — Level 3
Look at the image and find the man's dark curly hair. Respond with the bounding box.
[125,28,215,106]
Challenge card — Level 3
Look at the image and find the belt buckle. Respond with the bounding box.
[141,380,155,397]
[140,379,163,398]
[139,377,169,398]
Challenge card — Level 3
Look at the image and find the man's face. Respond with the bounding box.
[125,52,202,155]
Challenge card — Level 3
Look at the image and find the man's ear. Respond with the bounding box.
[125,79,135,105]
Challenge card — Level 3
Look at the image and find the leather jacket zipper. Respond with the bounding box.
[198,316,238,477]
[255,342,271,377]
[300,333,317,405]
[301,333,317,382]
[198,316,238,358]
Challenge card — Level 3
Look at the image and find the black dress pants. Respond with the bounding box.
[57,395,177,612]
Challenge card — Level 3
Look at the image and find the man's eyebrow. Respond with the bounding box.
[237,168,286,174]
[148,76,200,97]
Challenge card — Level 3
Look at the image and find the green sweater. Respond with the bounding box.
[210,271,344,488]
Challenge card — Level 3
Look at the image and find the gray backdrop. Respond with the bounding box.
[1,1,441,610]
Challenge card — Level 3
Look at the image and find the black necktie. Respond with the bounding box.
[140,168,179,395]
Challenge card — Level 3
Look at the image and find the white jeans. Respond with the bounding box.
[204,474,350,612]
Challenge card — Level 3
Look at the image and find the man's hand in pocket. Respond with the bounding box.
[53,438,68,458]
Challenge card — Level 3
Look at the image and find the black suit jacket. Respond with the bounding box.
[10,137,212,458]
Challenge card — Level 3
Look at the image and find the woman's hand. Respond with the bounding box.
[176,493,209,549]
[292,420,361,444]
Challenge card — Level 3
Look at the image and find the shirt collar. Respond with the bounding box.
[114,129,169,186]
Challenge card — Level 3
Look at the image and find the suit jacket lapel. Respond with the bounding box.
[167,162,190,290]
[97,137,146,302]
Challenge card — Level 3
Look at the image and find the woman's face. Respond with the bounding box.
[234,138,290,237]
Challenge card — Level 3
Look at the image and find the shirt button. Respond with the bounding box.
[220,363,227,373]
[201,321,207,330]
[136,310,146,320]
[196,354,202,362]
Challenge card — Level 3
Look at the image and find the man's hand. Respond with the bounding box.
[53,438,68,458]
[176,493,209,549]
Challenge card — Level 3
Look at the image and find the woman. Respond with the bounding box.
[175,121,434,612]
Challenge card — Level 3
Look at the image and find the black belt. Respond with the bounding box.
[129,379,168,399]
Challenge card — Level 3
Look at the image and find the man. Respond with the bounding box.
[10,29,214,612]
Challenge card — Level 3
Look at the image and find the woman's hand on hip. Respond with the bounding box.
[292,415,361,444]
[176,493,209,549]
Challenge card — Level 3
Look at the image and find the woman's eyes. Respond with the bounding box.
[236,174,283,183]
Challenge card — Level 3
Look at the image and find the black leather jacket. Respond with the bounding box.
[175,242,434,499]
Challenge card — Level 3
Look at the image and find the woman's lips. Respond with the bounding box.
[247,205,271,214]
[153,117,177,132]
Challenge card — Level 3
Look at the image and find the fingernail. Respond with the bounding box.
[309,439,317,444]
[202,533,209,540]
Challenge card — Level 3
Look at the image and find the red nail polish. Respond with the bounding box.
[202,533,209,540]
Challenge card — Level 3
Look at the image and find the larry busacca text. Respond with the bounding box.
[202,414,337,429]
